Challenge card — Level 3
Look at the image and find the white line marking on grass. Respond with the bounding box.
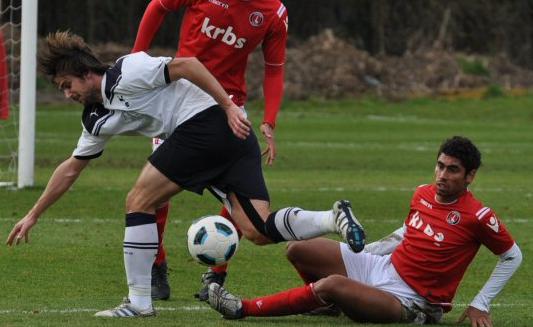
[278,186,531,193]
[0,303,525,315]
[171,306,211,311]
[0,305,210,315]
[453,303,528,308]
[366,115,451,125]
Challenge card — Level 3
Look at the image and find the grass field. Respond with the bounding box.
[0,95,532,326]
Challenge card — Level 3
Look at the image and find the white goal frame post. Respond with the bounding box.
[17,0,37,188]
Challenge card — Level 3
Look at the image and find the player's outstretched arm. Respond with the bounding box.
[6,157,90,246]
[132,0,169,53]
[364,225,406,256]
[167,57,251,139]
[457,243,522,326]
[260,65,284,165]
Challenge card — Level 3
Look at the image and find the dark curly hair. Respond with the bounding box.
[38,30,108,79]
[438,136,482,174]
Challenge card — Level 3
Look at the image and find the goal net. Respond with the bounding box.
[0,0,37,188]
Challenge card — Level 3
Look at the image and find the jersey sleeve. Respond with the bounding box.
[72,129,110,160]
[475,207,515,255]
[111,53,173,97]
[159,0,195,11]
[261,3,288,127]
[262,3,288,66]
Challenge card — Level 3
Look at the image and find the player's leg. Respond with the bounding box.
[227,193,365,252]
[208,277,402,321]
[208,241,403,322]
[95,162,181,317]
[285,238,347,316]
[286,238,347,284]
[313,275,403,323]
[208,275,401,321]
[151,137,171,301]
[152,202,170,300]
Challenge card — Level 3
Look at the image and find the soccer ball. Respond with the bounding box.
[187,215,239,266]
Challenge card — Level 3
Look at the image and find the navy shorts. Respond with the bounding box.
[148,106,269,201]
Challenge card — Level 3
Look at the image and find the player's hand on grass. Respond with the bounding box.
[225,105,251,140]
[6,215,37,246]
[457,306,492,327]
[260,122,276,165]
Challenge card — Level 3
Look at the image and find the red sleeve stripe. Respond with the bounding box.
[277,4,286,17]
[476,207,491,220]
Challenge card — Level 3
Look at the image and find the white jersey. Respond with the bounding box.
[73,52,217,159]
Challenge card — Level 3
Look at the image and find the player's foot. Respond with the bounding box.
[151,261,170,300]
[194,269,227,301]
[94,297,156,318]
[207,283,243,319]
[304,304,342,316]
[333,200,365,252]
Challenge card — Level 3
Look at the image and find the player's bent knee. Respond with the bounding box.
[241,227,271,245]
[286,241,306,262]
[314,274,349,301]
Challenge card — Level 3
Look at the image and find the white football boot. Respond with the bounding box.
[94,297,155,318]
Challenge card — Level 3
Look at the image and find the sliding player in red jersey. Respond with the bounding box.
[133,0,289,300]
[208,136,522,327]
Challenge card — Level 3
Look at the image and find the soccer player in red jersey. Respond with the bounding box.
[208,136,522,326]
[132,0,289,301]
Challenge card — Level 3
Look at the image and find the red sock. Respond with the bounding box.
[211,206,243,274]
[219,206,243,238]
[154,202,169,266]
[211,263,228,274]
[242,284,325,317]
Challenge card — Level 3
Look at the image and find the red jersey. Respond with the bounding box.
[141,0,288,110]
[391,184,514,307]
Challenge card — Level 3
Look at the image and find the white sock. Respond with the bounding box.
[271,207,335,241]
[123,214,158,310]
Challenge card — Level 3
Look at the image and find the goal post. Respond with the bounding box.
[17,0,37,188]
[0,0,38,188]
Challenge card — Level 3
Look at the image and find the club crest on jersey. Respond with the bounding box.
[446,211,461,225]
[249,11,264,27]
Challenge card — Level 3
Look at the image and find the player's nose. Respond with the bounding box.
[63,89,73,99]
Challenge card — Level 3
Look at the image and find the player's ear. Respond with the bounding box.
[465,169,477,184]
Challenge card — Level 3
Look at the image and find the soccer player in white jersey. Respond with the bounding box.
[208,136,522,327]
[133,0,289,301]
[5,31,365,318]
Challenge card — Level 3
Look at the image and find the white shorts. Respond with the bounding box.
[340,243,443,324]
